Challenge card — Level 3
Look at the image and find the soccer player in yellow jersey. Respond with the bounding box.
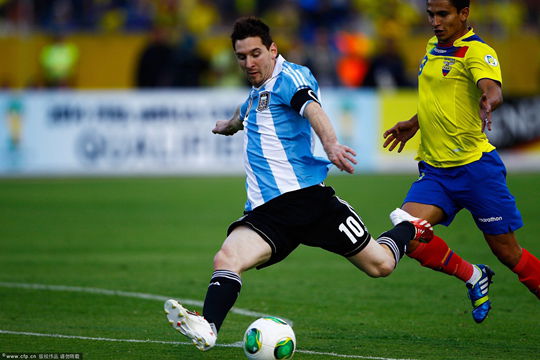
[383,0,540,323]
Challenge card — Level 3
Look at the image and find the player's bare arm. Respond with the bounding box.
[304,101,357,174]
[477,78,503,132]
[383,114,420,153]
[212,106,244,135]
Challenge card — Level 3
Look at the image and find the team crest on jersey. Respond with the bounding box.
[484,55,498,67]
[256,91,271,111]
[442,58,456,77]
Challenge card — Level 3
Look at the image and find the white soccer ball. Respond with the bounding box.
[243,316,296,360]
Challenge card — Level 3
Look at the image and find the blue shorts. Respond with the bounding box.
[403,150,523,235]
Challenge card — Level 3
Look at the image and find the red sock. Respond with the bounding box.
[408,235,474,282]
[512,248,540,299]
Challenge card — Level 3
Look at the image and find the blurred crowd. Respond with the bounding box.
[1,0,539,89]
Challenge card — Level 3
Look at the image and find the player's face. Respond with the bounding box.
[427,0,469,44]
[234,36,278,87]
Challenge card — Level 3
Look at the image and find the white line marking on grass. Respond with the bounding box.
[0,282,282,321]
[0,330,415,360]
[0,283,416,360]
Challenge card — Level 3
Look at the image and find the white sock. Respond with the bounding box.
[466,265,481,286]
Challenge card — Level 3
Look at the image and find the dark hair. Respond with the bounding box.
[447,0,470,12]
[230,16,273,50]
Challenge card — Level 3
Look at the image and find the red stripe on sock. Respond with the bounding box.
[512,248,540,299]
[408,235,473,282]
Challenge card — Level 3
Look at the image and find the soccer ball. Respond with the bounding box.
[243,316,296,360]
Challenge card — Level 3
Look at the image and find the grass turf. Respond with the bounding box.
[0,175,539,359]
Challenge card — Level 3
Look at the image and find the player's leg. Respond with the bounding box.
[398,161,487,289]
[348,211,433,277]
[320,194,408,277]
[348,237,398,277]
[400,202,479,285]
[204,225,272,332]
[165,225,271,351]
[395,202,495,322]
[334,197,433,277]
[484,232,540,299]
[465,151,539,299]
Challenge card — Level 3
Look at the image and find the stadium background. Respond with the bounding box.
[1,1,540,360]
[0,0,540,175]
[1,0,540,176]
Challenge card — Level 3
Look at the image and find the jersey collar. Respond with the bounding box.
[437,27,475,48]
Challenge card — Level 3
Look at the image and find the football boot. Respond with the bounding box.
[164,299,217,351]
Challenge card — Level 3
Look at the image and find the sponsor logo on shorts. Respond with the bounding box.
[478,216,503,223]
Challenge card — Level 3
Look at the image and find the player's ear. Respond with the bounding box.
[270,42,278,59]
[460,6,469,21]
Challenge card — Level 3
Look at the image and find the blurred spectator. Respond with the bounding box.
[171,31,209,87]
[124,0,153,31]
[135,27,176,87]
[209,49,244,87]
[363,36,412,90]
[0,0,535,36]
[40,32,79,88]
[335,30,370,87]
[0,0,537,90]
[33,0,84,33]
[302,28,340,87]
[523,0,540,30]
[180,0,218,36]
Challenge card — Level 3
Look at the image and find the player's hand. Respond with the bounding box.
[212,119,238,135]
[383,119,419,153]
[479,93,492,132]
[213,107,242,135]
[325,142,357,174]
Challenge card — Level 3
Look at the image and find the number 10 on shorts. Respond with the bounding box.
[339,216,365,244]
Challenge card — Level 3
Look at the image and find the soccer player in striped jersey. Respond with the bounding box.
[163,16,433,351]
[383,0,540,323]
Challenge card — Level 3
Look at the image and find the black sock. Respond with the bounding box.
[202,270,242,333]
[376,222,415,267]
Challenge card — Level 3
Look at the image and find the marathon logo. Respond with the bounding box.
[478,216,503,223]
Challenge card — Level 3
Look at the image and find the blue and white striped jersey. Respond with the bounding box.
[238,55,331,211]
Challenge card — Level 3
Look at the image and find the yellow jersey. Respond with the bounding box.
[416,28,502,167]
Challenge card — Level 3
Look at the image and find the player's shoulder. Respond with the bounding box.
[426,36,438,51]
[457,31,497,55]
[280,59,316,88]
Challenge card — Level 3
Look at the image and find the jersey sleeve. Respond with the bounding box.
[280,65,321,116]
[466,44,503,86]
[238,94,251,120]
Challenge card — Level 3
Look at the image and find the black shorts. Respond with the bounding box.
[227,184,371,269]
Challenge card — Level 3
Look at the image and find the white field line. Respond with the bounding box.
[0,282,416,360]
[0,330,415,360]
[0,281,284,322]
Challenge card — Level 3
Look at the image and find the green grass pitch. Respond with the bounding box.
[0,174,539,359]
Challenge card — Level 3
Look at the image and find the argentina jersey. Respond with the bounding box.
[238,55,331,211]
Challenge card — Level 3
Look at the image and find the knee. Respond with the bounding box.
[365,259,395,278]
[213,246,240,272]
